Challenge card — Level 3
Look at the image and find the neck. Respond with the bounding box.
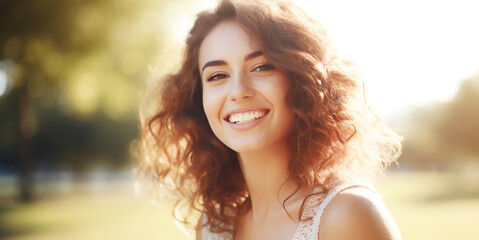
[238,141,299,219]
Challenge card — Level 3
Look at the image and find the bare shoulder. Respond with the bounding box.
[319,187,402,240]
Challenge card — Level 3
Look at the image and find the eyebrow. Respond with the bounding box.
[244,50,263,61]
[201,50,263,73]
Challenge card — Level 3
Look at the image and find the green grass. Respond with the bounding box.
[376,171,479,240]
[0,182,191,240]
[1,171,479,239]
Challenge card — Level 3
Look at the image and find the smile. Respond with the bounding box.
[226,110,269,124]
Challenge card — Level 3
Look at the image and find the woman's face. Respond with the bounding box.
[199,20,295,153]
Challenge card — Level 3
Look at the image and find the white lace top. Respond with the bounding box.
[200,184,375,240]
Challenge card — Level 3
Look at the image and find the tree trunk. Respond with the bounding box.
[17,89,35,202]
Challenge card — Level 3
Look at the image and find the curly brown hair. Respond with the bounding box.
[138,0,402,235]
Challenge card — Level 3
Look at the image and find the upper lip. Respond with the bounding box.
[223,107,270,121]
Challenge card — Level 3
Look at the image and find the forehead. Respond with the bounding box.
[198,20,261,65]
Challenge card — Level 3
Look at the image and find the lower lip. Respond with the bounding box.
[224,113,268,131]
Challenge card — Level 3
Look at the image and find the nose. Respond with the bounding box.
[228,72,254,101]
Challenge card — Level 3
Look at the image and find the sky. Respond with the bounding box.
[190,0,479,118]
[299,0,479,117]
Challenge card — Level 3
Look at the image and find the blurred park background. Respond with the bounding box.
[1,0,478,239]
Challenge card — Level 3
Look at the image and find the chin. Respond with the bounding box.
[225,138,273,154]
[229,144,259,154]
[225,142,255,153]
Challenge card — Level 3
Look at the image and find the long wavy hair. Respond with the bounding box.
[138,0,402,235]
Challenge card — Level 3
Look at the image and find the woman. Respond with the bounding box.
[139,0,402,239]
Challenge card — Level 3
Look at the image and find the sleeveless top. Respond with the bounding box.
[200,184,376,240]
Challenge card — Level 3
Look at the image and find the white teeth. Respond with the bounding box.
[228,111,266,124]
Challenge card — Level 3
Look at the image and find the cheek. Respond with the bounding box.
[202,91,214,122]
[272,76,295,128]
[267,74,291,110]
[202,88,223,129]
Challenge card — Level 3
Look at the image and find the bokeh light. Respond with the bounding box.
[0,69,7,96]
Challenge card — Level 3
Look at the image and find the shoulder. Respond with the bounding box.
[319,187,402,240]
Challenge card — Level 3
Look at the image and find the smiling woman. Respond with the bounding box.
[200,21,294,153]
[138,0,402,239]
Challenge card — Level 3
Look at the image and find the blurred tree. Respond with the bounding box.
[400,74,479,169]
[0,0,196,201]
[400,104,449,169]
[435,77,479,158]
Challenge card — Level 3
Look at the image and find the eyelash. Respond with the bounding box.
[252,64,275,72]
[207,72,229,81]
[206,64,275,82]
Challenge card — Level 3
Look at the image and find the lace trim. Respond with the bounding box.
[291,186,324,240]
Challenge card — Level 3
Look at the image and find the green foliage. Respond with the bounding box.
[0,0,196,173]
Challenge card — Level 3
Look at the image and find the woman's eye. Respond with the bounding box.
[207,73,229,81]
[252,64,275,72]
